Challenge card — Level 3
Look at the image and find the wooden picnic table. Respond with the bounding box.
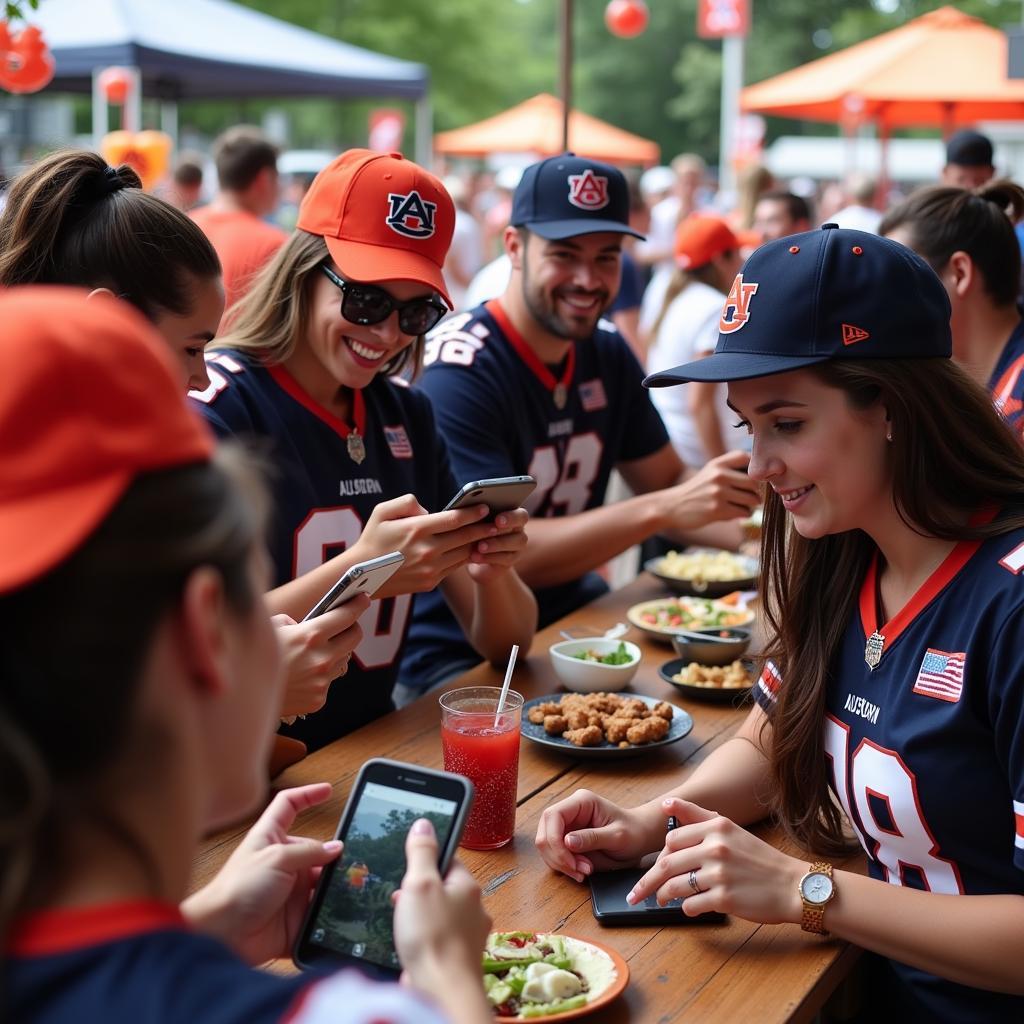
[191,572,865,1023]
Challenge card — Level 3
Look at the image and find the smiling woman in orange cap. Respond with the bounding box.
[190,150,536,749]
[1,287,493,1024]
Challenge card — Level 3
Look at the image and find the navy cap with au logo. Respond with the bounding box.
[644,224,952,387]
[511,152,645,241]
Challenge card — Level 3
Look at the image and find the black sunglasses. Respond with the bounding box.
[320,265,447,336]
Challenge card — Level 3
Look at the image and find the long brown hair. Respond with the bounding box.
[761,358,1024,855]
[0,149,220,323]
[0,448,266,936]
[879,180,1024,307]
[219,229,424,379]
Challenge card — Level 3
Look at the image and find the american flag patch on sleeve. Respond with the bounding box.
[912,648,966,703]
[383,425,413,459]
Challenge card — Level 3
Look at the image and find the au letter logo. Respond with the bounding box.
[387,190,437,239]
[719,274,759,334]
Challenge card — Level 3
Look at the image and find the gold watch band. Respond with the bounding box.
[799,861,834,936]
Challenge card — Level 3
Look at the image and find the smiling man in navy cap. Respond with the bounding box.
[399,154,760,698]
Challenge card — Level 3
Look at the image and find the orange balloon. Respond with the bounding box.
[605,0,649,38]
[0,21,55,94]
[100,130,173,191]
[98,66,133,105]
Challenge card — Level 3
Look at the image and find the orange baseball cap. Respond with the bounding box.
[0,287,215,593]
[296,149,456,307]
[675,215,741,270]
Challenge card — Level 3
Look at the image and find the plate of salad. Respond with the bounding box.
[484,930,628,1020]
[626,593,754,643]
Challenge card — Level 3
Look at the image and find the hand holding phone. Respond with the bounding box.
[589,867,725,925]
[302,551,405,621]
[293,758,474,976]
[443,475,536,521]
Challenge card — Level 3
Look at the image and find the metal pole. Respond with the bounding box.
[559,0,573,152]
[719,33,744,198]
[415,95,432,168]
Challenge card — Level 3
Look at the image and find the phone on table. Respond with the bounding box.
[302,551,405,622]
[293,758,474,977]
[589,868,725,926]
[442,475,537,520]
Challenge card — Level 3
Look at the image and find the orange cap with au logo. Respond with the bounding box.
[296,149,455,307]
[0,287,215,593]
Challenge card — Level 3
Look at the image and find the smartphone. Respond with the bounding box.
[442,475,537,519]
[589,868,725,926]
[302,551,405,622]
[293,758,474,977]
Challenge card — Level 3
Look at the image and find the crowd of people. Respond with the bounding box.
[2,118,1023,1024]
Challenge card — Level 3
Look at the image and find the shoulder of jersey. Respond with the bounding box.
[190,348,263,407]
[422,309,502,372]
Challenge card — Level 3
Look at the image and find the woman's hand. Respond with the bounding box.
[273,595,370,718]
[181,784,341,965]
[465,508,529,585]
[626,797,804,924]
[393,819,493,1023]
[534,788,666,883]
[352,494,502,597]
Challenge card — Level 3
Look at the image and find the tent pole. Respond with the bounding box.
[415,96,432,168]
[719,33,745,198]
[161,101,179,146]
[91,68,107,150]
[559,0,572,151]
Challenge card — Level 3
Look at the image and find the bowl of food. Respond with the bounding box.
[644,547,758,597]
[670,627,751,666]
[626,595,755,644]
[548,638,642,693]
[658,657,755,704]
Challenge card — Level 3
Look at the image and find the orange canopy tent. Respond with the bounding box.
[434,93,660,165]
[741,6,1024,131]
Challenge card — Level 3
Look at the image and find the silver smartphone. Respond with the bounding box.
[442,475,536,520]
[302,550,405,621]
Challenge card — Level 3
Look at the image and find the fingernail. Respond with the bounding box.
[495,515,507,528]
[478,542,489,553]
[565,834,581,850]
[662,798,674,808]
[410,818,433,835]
[625,890,639,905]
[323,840,342,853]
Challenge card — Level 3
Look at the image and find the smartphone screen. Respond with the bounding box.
[298,771,467,973]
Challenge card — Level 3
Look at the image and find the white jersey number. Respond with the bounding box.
[825,715,962,894]
[526,433,603,517]
[293,508,410,671]
[189,352,245,404]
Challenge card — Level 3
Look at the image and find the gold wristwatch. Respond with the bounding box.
[798,861,836,935]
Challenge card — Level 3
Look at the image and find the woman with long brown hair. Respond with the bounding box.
[191,150,536,750]
[881,179,1024,437]
[535,226,1024,1021]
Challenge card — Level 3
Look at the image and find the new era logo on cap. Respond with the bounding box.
[386,190,437,239]
[719,274,758,334]
[567,169,610,210]
[842,323,871,346]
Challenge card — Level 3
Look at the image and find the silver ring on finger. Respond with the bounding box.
[688,869,702,895]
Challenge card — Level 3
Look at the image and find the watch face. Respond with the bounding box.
[801,872,834,905]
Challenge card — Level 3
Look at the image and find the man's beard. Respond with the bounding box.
[520,260,610,342]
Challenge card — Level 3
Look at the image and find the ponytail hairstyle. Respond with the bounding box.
[879,180,1024,307]
[0,149,220,322]
[760,358,1024,855]
[0,447,266,937]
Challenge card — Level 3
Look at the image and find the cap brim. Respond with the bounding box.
[325,236,453,309]
[521,219,646,241]
[644,351,831,387]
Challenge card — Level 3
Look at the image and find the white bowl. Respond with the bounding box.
[548,638,642,693]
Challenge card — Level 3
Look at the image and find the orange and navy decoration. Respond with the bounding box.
[0,21,54,94]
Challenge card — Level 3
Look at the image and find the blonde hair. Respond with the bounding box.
[220,229,423,379]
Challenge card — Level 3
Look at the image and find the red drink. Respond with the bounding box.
[439,688,523,850]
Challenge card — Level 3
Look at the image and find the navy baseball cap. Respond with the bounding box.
[511,153,644,240]
[946,129,994,168]
[644,224,952,387]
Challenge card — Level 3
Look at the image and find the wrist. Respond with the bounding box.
[180,882,232,942]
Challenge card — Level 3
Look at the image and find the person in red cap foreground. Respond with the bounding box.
[0,149,366,763]
[645,214,749,469]
[1,288,493,1024]
[191,150,536,751]
[536,226,1024,1022]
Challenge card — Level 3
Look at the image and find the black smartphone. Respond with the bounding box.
[302,551,405,622]
[293,758,474,977]
[442,475,537,520]
[589,868,725,926]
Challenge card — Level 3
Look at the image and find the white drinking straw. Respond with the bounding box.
[494,643,519,727]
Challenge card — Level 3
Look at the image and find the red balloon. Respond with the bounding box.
[98,67,133,105]
[0,22,55,94]
[605,0,649,38]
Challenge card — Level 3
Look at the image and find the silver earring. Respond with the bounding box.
[886,430,893,442]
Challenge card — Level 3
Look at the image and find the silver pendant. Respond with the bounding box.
[553,382,567,410]
[347,431,366,465]
[864,631,885,670]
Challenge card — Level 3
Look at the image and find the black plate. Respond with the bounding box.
[658,657,756,705]
[521,693,693,760]
[643,555,758,598]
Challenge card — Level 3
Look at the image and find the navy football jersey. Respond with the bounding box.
[5,902,446,1024]
[756,527,1024,1022]
[190,350,456,750]
[988,316,1024,440]
[401,301,669,692]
